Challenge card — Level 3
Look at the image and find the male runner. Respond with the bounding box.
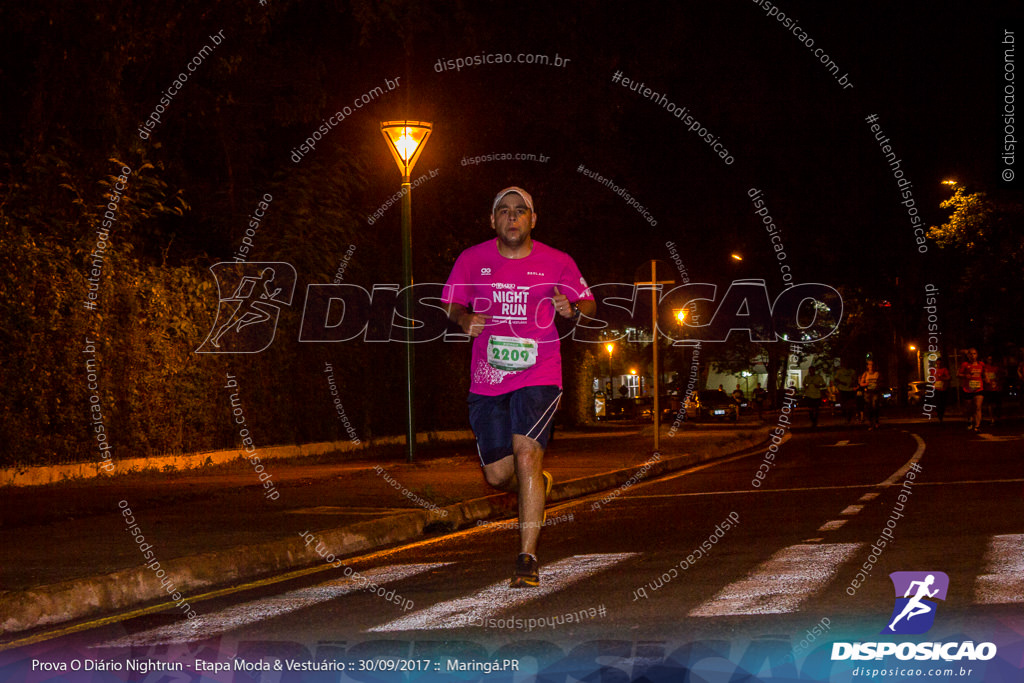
[958,348,985,431]
[833,359,859,423]
[443,186,596,587]
[859,358,883,430]
[802,366,826,428]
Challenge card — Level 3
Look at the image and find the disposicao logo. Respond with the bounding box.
[831,571,997,663]
[196,262,296,353]
[882,571,948,635]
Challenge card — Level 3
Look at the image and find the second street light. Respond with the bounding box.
[908,343,921,382]
[634,260,674,452]
[606,342,615,399]
[380,120,432,463]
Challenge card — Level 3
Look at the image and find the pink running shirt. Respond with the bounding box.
[442,239,593,396]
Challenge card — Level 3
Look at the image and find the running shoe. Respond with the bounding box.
[510,553,539,588]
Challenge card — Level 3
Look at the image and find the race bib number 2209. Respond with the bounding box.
[487,335,538,372]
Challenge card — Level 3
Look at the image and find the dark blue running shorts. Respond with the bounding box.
[467,385,562,466]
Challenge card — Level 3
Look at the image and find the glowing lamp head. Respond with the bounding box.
[381,120,432,178]
[394,129,418,162]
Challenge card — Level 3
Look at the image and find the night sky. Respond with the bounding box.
[5,1,1016,294]
[334,1,1018,293]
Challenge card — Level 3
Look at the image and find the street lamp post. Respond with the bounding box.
[605,342,615,401]
[380,120,432,463]
[634,261,674,452]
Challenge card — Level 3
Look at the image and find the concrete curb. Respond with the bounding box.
[0,427,771,635]
[0,430,478,488]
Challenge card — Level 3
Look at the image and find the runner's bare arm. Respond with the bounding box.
[447,302,488,337]
[575,298,597,318]
[552,286,596,319]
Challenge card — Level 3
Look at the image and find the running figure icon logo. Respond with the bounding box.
[882,571,949,635]
[196,262,296,353]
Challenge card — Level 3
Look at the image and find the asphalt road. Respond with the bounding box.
[12,420,1024,681]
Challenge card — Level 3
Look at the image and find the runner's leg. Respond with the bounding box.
[470,391,516,490]
[512,434,544,555]
[483,455,517,491]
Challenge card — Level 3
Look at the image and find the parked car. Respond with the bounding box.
[633,395,683,420]
[907,381,932,405]
[684,390,739,422]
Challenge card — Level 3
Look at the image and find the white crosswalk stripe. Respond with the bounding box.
[100,563,447,646]
[368,553,637,632]
[688,543,862,617]
[974,533,1024,605]
[92,529,1024,647]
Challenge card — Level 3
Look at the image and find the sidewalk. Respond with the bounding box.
[0,423,773,637]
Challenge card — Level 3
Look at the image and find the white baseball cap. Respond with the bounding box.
[492,186,535,213]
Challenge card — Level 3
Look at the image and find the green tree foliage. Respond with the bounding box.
[927,186,1024,344]
[0,2,389,467]
[0,150,215,464]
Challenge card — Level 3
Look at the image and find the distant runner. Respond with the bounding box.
[983,354,1004,426]
[958,348,985,431]
[833,360,859,424]
[859,358,883,430]
[802,366,826,428]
